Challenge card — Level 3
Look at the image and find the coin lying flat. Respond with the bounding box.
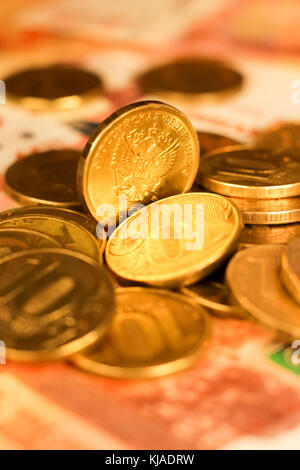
[136,58,243,102]
[106,193,243,288]
[240,223,300,247]
[255,123,300,150]
[226,195,300,224]
[280,238,300,306]
[0,227,60,259]
[77,100,199,224]
[226,245,300,337]
[5,64,103,111]
[197,146,300,198]
[197,131,240,156]
[4,149,81,207]
[0,214,103,262]
[181,269,245,319]
[73,288,210,379]
[0,248,115,361]
[0,206,99,239]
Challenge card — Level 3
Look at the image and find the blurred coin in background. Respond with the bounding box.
[4,149,81,208]
[73,288,210,379]
[254,123,300,150]
[136,58,243,103]
[197,131,240,156]
[197,146,300,198]
[226,245,300,338]
[0,248,115,361]
[5,64,104,111]
[280,238,300,306]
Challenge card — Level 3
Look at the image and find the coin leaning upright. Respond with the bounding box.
[72,287,211,379]
[226,245,300,337]
[77,100,199,223]
[280,238,300,306]
[197,146,300,198]
[105,192,243,288]
[0,248,115,361]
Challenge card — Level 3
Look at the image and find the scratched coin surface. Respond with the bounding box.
[240,223,300,247]
[77,100,199,223]
[197,146,300,198]
[136,58,243,102]
[197,131,240,156]
[280,238,300,306]
[226,195,300,224]
[4,149,81,207]
[106,193,243,288]
[0,227,60,258]
[73,288,210,379]
[181,269,245,319]
[255,123,300,151]
[226,245,300,337]
[0,248,115,361]
[5,64,103,110]
[0,214,103,262]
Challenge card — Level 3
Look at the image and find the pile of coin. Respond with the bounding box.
[1,75,300,377]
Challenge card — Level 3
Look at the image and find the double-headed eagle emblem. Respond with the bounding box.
[111,123,180,205]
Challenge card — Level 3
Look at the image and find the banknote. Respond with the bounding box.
[0,0,300,451]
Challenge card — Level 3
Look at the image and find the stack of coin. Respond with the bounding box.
[2,90,300,376]
[226,239,300,338]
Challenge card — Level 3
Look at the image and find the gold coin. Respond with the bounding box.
[4,149,81,208]
[0,227,60,258]
[72,287,210,379]
[226,245,300,337]
[0,213,103,262]
[197,131,240,156]
[240,223,300,247]
[255,123,300,150]
[280,238,300,306]
[0,248,115,361]
[136,58,243,103]
[5,64,103,111]
[181,269,245,319]
[197,146,300,198]
[105,193,243,288]
[77,100,199,223]
[0,205,99,238]
[226,195,300,224]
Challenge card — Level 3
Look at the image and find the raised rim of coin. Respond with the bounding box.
[4,149,81,208]
[72,287,211,379]
[197,145,300,199]
[105,192,243,288]
[0,248,115,362]
[77,99,200,222]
